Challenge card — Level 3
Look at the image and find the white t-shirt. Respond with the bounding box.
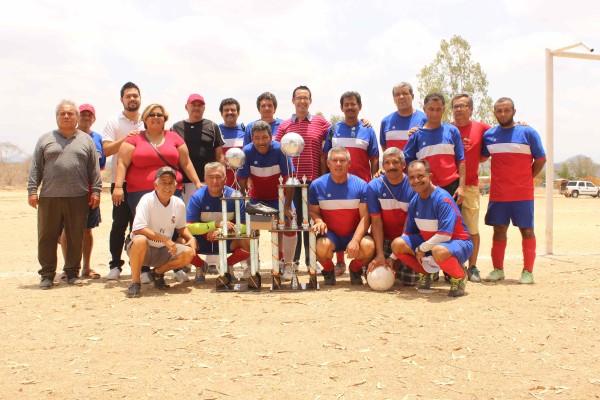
[131,191,187,248]
[102,112,144,182]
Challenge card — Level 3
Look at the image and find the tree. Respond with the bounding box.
[417,35,494,125]
[569,155,596,178]
[557,162,571,180]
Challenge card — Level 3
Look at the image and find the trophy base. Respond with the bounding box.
[215,273,261,292]
[270,273,319,291]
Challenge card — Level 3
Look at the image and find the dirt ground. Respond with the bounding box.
[0,189,599,400]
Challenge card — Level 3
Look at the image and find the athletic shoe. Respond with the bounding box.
[126,282,141,298]
[140,272,152,284]
[150,269,170,290]
[206,265,218,275]
[448,275,466,297]
[106,268,121,280]
[322,270,336,286]
[418,273,434,293]
[334,262,346,276]
[349,269,363,285]
[245,202,278,216]
[519,270,534,284]
[173,270,190,282]
[194,263,207,283]
[67,276,84,285]
[485,268,505,282]
[54,271,67,284]
[467,266,482,283]
[39,277,53,290]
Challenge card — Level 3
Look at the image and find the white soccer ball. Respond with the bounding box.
[367,266,395,291]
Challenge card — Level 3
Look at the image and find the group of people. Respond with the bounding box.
[27,80,546,298]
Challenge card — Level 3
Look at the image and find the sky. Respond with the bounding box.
[1,0,599,164]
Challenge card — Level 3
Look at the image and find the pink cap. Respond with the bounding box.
[79,104,96,116]
[186,94,205,104]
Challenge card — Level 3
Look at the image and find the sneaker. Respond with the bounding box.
[67,276,84,285]
[181,265,192,273]
[194,264,207,283]
[54,271,67,284]
[349,269,363,285]
[519,270,534,284]
[418,273,434,293]
[106,268,121,280]
[322,270,336,286]
[173,270,190,282]
[334,262,346,276]
[140,272,152,284]
[39,277,53,290]
[467,266,482,283]
[150,269,170,290]
[485,268,505,282]
[126,282,141,298]
[448,275,467,297]
[206,265,218,275]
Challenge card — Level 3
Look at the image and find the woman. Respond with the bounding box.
[113,103,202,283]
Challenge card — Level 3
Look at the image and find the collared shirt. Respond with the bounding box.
[102,112,144,182]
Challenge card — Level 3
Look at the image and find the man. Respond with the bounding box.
[309,147,374,286]
[366,147,418,286]
[481,97,546,284]
[380,82,428,151]
[186,162,255,287]
[172,93,225,206]
[59,104,106,280]
[404,92,466,205]
[28,100,102,289]
[219,98,246,187]
[243,92,284,146]
[238,121,295,272]
[102,82,144,280]
[125,167,196,298]
[451,94,491,283]
[275,85,331,269]
[390,160,472,297]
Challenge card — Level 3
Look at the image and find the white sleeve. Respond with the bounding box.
[419,233,451,253]
[131,195,151,233]
[102,118,118,142]
[174,198,187,230]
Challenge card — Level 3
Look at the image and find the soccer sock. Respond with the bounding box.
[396,253,427,274]
[491,240,507,270]
[336,251,345,264]
[227,248,250,266]
[438,257,466,279]
[320,259,335,272]
[190,255,205,270]
[349,259,366,273]
[282,233,297,263]
[522,237,536,273]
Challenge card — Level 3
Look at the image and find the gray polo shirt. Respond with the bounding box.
[27,129,102,198]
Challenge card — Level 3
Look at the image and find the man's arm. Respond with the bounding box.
[346,203,370,259]
[309,204,327,235]
[319,153,328,176]
[370,157,379,179]
[532,158,546,178]
[454,161,466,205]
[367,214,385,270]
[27,138,44,208]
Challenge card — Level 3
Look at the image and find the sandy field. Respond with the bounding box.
[0,189,599,400]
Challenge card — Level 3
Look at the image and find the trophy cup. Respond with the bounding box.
[232,261,248,291]
[225,147,245,197]
[280,132,305,185]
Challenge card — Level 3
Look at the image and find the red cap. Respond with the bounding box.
[186,94,205,105]
[79,104,96,116]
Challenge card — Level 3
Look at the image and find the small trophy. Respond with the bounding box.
[225,148,246,197]
[290,210,298,229]
[302,219,309,229]
[278,218,285,230]
[280,133,305,185]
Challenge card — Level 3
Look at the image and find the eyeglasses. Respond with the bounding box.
[452,104,468,110]
[148,113,164,118]
[294,96,310,102]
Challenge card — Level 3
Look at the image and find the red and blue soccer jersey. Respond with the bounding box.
[481,124,546,202]
[186,186,245,227]
[379,110,427,150]
[243,118,283,146]
[367,175,416,241]
[404,122,465,187]
[309,174,367,237]
[238,141,291,201]
[220,124,246,187]
[323,122,379,182]
[405,187,470,241]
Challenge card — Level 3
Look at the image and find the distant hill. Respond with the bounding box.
[553,154,599,178]
[0,142,29,164]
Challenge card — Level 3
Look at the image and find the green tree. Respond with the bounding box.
[557,162,571,180]
[568,155,596,178]
[417,35,494,125]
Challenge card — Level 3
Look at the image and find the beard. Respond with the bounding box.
[125,102,140,112]
[498,118,514,128]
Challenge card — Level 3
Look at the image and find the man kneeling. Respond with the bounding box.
[391,160,473,297]
[126,167,196,298]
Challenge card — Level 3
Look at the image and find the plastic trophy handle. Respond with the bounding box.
[250,238,259,275]
[271,230,279,274]
[309,230,317,273]
[218,238,228,276]
[221,199,228,238]
[234,199,241,235]
[278,186,285,229]
[301,186,309,226]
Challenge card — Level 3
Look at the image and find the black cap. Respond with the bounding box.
[155,166,176,179]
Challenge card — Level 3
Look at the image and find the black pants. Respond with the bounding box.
[441,178,462,213]
[109,182,133,270]
[292,181,311,266]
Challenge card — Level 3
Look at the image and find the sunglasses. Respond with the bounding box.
[148,113,164,118]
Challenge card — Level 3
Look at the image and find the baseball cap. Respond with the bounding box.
[155,166,177,179]
[187,94,205,104]
[79,104,95,116]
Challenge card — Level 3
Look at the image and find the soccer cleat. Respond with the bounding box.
[39,277,53,290]
[334,262,346,276]
[485,268,505,282]
[467,266,482,283]
[245,202,278,216]
[126,282,141,298]
[150,269,170,290]
[418,273,434,293]
[106,268,121,280]
[173,270,190,282]
[448,275,467,297]
[140,272,152,284]
[519,270,534,284]
[194,263,207,283]
[321,270,336,286]
[349,269,363,285]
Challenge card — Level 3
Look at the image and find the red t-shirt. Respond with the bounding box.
[124,130,185,192]
[454,120,490,186]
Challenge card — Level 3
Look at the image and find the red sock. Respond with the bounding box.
[190,255,205,269]
[227,248,250,266]
[522,237,536,273]
[320,260,335,272]
[438,257,465,279]
[278,250,284,260]
[491,240,507,270]
[396,253,427,274]
[349,259,365,272]
[336,251,344,263]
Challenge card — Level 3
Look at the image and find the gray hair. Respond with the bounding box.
[392,82,413,95]
[55,99,79,118]
[204,162,226,177]
[382,147,405,163]
[327,146,351,162]
[251,120,272,137]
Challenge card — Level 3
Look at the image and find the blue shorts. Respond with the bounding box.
[401,234,473,265]
[485,200,534,228]
[318,231,355,253]
[86,206,101,229]
[196,235,234,255]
